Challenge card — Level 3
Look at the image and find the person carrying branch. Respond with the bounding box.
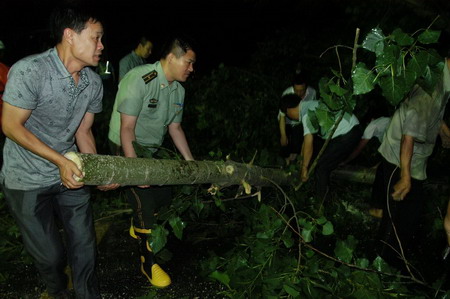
[1,5,118,298]
[108,36,195,288]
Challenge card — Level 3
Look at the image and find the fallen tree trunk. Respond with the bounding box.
[65,152,293,187]
[331,165,377,185]
[331,165,449,193]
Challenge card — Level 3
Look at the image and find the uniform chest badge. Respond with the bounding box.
[148,98,158,108]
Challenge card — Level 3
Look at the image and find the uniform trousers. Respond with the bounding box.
[125,185,172,229]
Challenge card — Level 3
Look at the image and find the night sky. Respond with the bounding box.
[1,0,449,75]
[0,0,302,70]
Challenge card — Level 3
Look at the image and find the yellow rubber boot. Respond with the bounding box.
[140,254,171,288]
[130,223,171,288]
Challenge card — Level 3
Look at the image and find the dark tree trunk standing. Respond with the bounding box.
[65,152,294,187]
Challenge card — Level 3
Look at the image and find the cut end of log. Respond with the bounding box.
[64,151,84,182]
[225,165,235,175]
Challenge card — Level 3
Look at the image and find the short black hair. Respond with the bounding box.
[292,71,308,86]
[279,94,301,113]
[138,36,152,47]
[49,3,100,45]
[160,36,195,59]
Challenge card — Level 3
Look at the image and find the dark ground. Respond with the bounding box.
[1,172,449,298]
[0,214,226,299]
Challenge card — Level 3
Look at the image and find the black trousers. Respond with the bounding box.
[107,141,173,230]
[314,125,362,200]
[280,124,303,158]
[125,185,173,229]
[374,159,425,268]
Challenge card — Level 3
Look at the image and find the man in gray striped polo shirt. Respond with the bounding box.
[1,5,116,298]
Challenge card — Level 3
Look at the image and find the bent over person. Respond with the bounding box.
[0,5,116,298]
[108,36,195,288]
[278,72,316,165]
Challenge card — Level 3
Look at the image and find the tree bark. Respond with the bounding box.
[65,152,293,187]
[331,165,376,185]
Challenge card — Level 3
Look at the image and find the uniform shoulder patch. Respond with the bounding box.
[142,70,157,84]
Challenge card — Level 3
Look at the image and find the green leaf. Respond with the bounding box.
[132,141,155,158]
[350,271,383,298]
[334,235,358,263]
[179,185,194,195]
[372,256,393,272]
[305,248,315,258]
[155,248,173,263]
[375,44,401,76]
[427,48,444,65]
[306,109,320,133]
[137,289,158,299]
[352,270,381,286]
[352,287,377,299]
[352,62,376,95]
[322,83,347,111]
[421,64,443,94]
[209,270,230,287]
[331,68,342,78]
[356,258,370,268]
[315,108,335,135]
[344,94,357,112]
[407,51,432,78]
[300,278,320,298]
[334,242,353,263]
[322,95,343,111]
[330,269,338,278]
[391,28,414,46]
[302,227,313,243]
[417,29,441,44]
[401,68,418,91]
[316,216,327,225]
[329,83,348,97]
[379,74,407,106]
[256,231,273,239]
[214,196,225,212]
[149,226,169,254]
[322,221,334,236]
[283,284,300,297]
[362,27,385,56]
[318,77,331,95]
[169,216,186,240]
[191,198,204,216]
[281,231,294,248]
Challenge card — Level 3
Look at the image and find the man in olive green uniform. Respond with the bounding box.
[108,37,195,288]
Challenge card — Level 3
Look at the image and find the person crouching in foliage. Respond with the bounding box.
[282,97,362,201]
[278,72,317,165]
[108,36,196,288]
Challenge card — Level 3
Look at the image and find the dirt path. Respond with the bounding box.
[0,214,225,298]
